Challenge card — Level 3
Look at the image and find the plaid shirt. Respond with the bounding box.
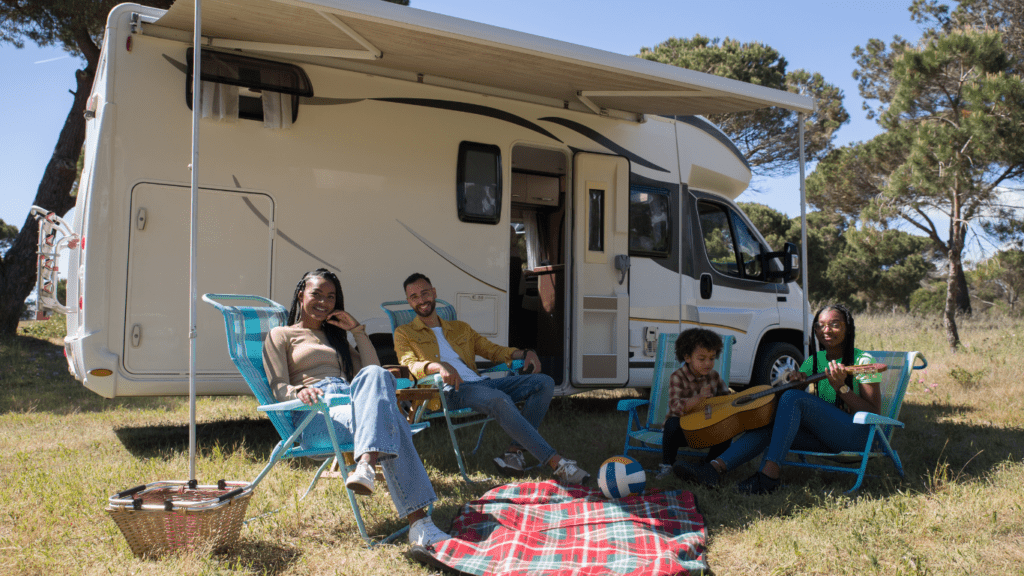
[667,363,727,417]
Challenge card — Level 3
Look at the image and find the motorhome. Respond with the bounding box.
[40,0,812,398]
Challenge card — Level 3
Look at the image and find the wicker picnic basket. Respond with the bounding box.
[107,480,253,557]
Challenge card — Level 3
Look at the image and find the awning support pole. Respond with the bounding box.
[188,0,202,482]
[798,112,809,358]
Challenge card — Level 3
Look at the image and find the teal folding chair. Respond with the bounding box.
[380,299,522,483]
[781,350,926,492]
[203,293,428,545]
[618,332,734,465]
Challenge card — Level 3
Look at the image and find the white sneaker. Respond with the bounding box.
[345,461,375,496]
[409,517,449,547]
[655,463,673,480]
[552,458,591,486]
[493,450,527,476]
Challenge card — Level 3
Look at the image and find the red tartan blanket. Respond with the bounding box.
[424,480,709,576]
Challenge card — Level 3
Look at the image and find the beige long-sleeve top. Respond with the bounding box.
[262,324,379,402]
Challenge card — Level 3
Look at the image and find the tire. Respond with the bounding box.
[750,342,802,388]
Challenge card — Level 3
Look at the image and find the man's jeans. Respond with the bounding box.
[444,373,557,464]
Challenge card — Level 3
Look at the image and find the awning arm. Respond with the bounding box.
[136,9,383,60]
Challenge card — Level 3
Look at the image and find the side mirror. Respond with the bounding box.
[762,242,800,283]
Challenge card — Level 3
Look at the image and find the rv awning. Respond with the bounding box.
[151,0,814,119]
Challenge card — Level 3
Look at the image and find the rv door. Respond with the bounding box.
[571,153,630,386]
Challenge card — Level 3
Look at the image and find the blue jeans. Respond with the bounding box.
[443,373,557,465]
[296,366,436,518]
[717,389,871,472]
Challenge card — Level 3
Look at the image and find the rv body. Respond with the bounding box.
[62,2,805,398]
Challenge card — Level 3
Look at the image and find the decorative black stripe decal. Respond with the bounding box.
[233,177,343,273]
[374,98,563,143]
[396,219,506,293]
[671,115,750,170]
[539,117,669,173]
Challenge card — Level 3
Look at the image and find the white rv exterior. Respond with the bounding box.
[57,0,809,398]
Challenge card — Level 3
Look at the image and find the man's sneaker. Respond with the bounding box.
[409,517,449,547]
[736,471,781,495]
[672,460,720,489]
[655,463,674,480]
[494,450,527,476]
[552,458,591,485]
[345,461,375,496]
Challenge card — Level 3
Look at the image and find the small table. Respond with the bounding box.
[385,365,439,424]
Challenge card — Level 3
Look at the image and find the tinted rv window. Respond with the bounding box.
[629,185,670,258]
[457,142,502,224]
[186,48,312,123]
[697,200,765,280]
[588,189,605,252]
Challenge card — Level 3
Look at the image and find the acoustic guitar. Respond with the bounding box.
[678,363,888,448]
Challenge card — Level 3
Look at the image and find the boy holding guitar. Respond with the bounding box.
[674,304,884,494]
[657,328,733,479]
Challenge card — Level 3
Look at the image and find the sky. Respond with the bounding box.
[0,0,934,242]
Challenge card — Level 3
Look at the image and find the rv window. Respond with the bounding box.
[186,48,312,123]
[457,142,503,224]
[697,200,765,280]
[628,186,670,258]
[588,189,605,252]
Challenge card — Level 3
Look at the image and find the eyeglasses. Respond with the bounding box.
[815,321,844,331]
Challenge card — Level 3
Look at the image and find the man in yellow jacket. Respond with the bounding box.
[396,272,590,485]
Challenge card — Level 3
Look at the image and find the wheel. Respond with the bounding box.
[751,342,802,388]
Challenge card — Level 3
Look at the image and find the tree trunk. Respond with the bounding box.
[944,248,963,353]
[954,260,972,315]
[0,65,93,337]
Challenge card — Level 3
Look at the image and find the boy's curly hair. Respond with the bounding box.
[675,328,723,361]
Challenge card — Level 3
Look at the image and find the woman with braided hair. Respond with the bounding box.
[263,269,448,547]
[673,303,882,494]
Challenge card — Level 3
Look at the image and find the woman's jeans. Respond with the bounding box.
[443,373,557,465]
[718,389,872,472]
[295,366,436,518]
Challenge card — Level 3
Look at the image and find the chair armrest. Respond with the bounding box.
[852,411,904,427]
[617,398,649,411]
[416,374,443,387]
[482,359,525,375]
[257,393,350,412]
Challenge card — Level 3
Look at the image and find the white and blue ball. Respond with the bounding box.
[598,456,646,499]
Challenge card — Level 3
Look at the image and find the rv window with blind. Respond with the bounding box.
[456,142,503,224]
[629,185,670,258]
[185,48,313,124]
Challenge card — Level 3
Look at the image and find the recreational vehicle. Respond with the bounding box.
[39,0,812,398]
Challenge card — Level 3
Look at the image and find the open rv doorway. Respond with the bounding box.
[509,145,569,384]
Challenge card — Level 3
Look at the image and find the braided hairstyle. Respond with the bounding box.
[809,302,856,392]
[287,268,354,381]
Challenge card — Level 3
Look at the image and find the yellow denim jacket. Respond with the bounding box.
[394,315,518,381]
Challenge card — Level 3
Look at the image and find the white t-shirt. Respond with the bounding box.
[432,327,485,382]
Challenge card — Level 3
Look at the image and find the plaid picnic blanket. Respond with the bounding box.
[425,480,709,576]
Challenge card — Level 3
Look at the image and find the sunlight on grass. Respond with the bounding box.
[2,313,1023,575]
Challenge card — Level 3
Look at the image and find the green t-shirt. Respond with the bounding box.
[799,348,881,405]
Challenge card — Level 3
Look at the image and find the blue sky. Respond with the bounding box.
[0,0,927,233]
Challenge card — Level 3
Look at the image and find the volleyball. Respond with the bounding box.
[597,455,646,499]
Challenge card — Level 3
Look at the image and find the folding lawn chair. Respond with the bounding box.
[203,293,428,545]
[780,350,927,492]
[380,299,522,483]
[618,332,734,465]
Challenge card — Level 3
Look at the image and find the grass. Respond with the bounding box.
[2,313,1023,575]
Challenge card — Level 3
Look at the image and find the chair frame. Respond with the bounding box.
[780,350,927,492]
[618,332,735,465]
[381,299,522,483]
[204,293,427,545]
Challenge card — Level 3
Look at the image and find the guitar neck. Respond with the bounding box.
[745,362,887,403]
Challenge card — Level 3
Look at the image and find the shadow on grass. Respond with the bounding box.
[114,418,280,460]
[219,540,301,576]
[1,336,186,415]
